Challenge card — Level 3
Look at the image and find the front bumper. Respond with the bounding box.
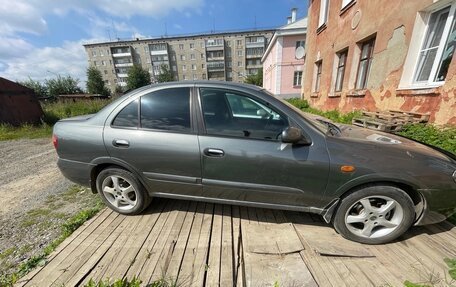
[57,158,94,187]
[415,188,456,225]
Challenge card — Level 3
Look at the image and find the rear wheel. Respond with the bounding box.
[333,185,415,244]
[96,168,150,215]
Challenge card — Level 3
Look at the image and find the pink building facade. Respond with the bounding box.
[262,10,307,99]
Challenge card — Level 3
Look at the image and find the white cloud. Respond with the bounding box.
[0,1,47,36]
[0,40,89,88]
[0,36,34,59]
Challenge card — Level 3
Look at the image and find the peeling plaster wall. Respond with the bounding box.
[302,0,456,125]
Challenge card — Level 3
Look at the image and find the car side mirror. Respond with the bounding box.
[281,127,311,145]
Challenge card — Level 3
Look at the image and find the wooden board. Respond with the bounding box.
[243,222,303,255]
[293,222,374,258]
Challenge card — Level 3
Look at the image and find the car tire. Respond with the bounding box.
[96,167,151,215]
[333,185,415,244]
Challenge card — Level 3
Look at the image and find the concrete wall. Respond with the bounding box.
[302,0,456,125]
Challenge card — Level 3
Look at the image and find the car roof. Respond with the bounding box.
[143,80,264,93]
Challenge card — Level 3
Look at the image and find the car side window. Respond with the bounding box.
[200,88,288,140]
[140,87,191,132]
[112,99,139,128]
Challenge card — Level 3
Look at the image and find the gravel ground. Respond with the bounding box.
[0,138,101,279]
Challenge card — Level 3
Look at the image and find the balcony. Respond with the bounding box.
[112,52,131,58]
[246,63,262,69]
[207,61,225,71]
[117,73,128,78]
[150,49,168,56]
[114,62,134,68]
[246,41,265,48]
[246,53,263,59]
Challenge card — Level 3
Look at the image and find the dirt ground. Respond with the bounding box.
[0,138,101,279]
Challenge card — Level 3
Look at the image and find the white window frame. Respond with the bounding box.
[293,71,303,86]
[318,0,330,28]
[341,0,354,10]
[400,1,456,89]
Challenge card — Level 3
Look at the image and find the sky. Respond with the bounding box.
[0,0,308,87]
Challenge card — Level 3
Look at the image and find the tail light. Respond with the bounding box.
[52,134,58,149]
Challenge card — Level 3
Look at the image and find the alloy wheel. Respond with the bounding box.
[344,195,404,239]
[101,175,138,211]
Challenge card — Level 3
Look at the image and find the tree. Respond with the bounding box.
[156,64,174,83]
[244,68,263,87]
[86,66,110,96]
[126,65,151,90]
[45,75,83,98]
[19,78,48,98]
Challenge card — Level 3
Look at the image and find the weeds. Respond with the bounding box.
[82,276,179,287]
[0,99,110,141]
[0,194,103,286]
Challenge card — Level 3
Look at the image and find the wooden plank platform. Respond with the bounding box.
[16,199,456,287]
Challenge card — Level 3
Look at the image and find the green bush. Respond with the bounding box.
[285,98,361,124]
[398,124,456,155]
[42,99,110,125]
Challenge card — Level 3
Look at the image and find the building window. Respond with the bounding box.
[318,0,330,28]
[236,40,242,46]
[92,50,97,57]
[237,50,243,57]
[183,75,187,80]
[226,50,232,57]
[201,53,205,59]
[202,64,205,69]
[193,74,198,80]
[109,60,112,65]
[296,41,305,48]
[415,5,456,84]
[192,64,196,70]
[341,0,354,10]
[101,60,106,66]
[191,54,195,60]
[335,50,348,92]
[200,42,205,48]
[226,40,232,46]
[144,46,148,52]
[179,44,184,50]
[190,43,195,49]
[237,61,243,67]
[104,70,108,75]
[180,55,186,61]
[93,60,97,66]
[202,73,207,79]
[293,71,303,86]
[355,38,375,90]
[227,61,232,68]
[183,65,187,71]
[314,61,322,92]
[172,66,177,72]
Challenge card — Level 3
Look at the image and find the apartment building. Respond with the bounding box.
[302,0,456,125]
[262,8,307,98]
[84,29,273,92]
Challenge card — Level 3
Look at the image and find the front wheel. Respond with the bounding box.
[96,168,151,215]
[333,185,415,244]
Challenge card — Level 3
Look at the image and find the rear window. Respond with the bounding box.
[112,99,139,128]
[140,87,191,132]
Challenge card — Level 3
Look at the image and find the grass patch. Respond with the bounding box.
[83,276,179,287]
[0,200,104,286]
[0,124,52,141]
[286,98,362,124]
[0,248,16,261]
[403,258,456,286]
[0,99,110,141]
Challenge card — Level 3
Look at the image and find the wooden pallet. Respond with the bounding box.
[388,110,430,123]
[352,118,403,132]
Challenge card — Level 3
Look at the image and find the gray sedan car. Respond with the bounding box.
[53,81,456,244]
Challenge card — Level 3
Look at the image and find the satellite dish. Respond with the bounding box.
[295,46,305,59]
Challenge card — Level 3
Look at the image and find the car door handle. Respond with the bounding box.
[112,139,130,148]
[204,148,225,157]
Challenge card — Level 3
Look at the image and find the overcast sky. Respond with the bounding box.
[0,0,307,87]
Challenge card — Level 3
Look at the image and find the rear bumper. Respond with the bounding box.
[57,158,94,187]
